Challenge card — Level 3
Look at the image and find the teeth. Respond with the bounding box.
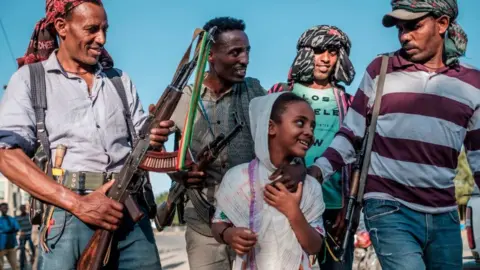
[298,140,308,146]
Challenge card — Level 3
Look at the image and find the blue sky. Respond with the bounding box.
[1,0,479,195]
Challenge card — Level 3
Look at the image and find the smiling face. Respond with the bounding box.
[55,2,108,66]
[313,47,338,83]
[395,15,449,63]
[269,100,315,159]
[208,30,250,83]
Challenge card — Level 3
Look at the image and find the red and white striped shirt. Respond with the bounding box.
[314,51,480,213]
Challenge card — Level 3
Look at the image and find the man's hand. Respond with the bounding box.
[269,163,306,192]
[224,227,257,256]
[71,180,124,231]
[331,206,347,242]
[168,164,206,187]
[307,165,323,184]
[264,182,303,219]
[148,104,175,149]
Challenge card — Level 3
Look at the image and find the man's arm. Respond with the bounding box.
[312,57,382,181]
[0,70,123,231]
[465,107,480,189]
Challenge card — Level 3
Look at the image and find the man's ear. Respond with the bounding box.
[436,15,450,36]
[268,119,277,136]
[54,18,68,40]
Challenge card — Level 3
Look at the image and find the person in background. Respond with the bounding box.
[0,203,20,270]
[16,205,35,270]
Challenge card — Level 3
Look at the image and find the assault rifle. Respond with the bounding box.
[77,27,216,270]
[338,54,389,263]
[154,115,244,231]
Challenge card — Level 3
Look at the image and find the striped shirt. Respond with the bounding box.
[314,51,480,214]
[15,215,32,236]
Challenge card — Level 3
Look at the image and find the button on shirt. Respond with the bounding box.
[0,52,147,173]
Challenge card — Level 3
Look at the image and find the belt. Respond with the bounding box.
[62,171,119,192]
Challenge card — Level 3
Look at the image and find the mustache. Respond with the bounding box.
[401,41,417,51]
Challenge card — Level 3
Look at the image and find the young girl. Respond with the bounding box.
[212,92,325,270]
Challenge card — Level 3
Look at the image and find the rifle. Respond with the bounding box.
[154,117,243,231]
[338,54,390,263]
[76,27,216,270]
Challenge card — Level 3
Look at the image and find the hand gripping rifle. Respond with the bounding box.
[77,27,216,270]
[338,54,389,263]
[154,116,244,231]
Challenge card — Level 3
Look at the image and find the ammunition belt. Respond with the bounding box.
[54,170,119,193]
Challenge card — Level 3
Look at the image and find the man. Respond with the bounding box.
[0,203,20,270]
[0,1,173,269]
[167,16,266,270]
[15,205,35,270]
[309,0,479,269]
[269,25,356,270]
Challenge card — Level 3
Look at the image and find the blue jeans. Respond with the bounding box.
[19,234,35,270]
[363,199,462,270]
[37,207,161,270]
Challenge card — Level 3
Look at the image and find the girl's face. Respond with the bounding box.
[269,101,315,159]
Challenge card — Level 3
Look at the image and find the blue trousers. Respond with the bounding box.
[364,199,462,270]
[19,234,35,270]
[37,207,161,270]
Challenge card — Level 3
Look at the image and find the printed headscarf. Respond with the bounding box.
[290,25,355,86]
[17,0,113,69]
[390,0,467,65]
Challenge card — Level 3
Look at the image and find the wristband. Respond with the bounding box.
[219,225,233,244]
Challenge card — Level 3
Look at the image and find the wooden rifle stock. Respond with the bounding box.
[77,230,113,270]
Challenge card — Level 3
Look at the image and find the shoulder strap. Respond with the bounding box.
[357,54,390,202]
[104,68,138,146]
[28,63,51,161]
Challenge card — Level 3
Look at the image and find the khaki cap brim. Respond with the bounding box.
[382,9,430,27]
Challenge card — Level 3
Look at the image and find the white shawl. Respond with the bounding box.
[215,93,325,270]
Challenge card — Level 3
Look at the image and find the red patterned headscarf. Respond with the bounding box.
[17,0,114,69]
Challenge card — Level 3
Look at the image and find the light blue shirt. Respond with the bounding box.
[0,51,147,173]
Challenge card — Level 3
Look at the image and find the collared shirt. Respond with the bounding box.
[170,84,234,233]
[0,215,19,251]
[0,51,147,173]
[315,51,480,214]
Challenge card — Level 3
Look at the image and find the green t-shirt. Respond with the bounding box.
[292,83,342,209]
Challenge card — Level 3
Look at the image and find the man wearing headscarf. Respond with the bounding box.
[0,1,173,268]
[269,25,356,270]
[309,1,479,269]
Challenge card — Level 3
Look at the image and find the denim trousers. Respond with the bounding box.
[363,199,462,270]
[37,207,161,270]
[19,234,35,270]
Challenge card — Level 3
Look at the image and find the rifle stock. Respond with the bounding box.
[77,230,113,270]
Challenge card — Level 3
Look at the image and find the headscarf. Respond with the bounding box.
[390,0,468,65]
[215,92,325,270]
[17,0,114,69]
[290,25,355,86]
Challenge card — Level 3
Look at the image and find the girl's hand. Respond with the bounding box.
[264,182,303,219]
[224,227,258,256]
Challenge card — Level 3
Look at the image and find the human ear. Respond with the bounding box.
[54,18,68,39]
[268,119,277,136]
[436,15,450,35]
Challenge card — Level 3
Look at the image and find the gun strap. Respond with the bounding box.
[356,54,390,203]
[104,68,139,147]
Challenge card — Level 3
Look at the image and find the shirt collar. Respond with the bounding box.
[391,50,461,73]
[44,50,103,77]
